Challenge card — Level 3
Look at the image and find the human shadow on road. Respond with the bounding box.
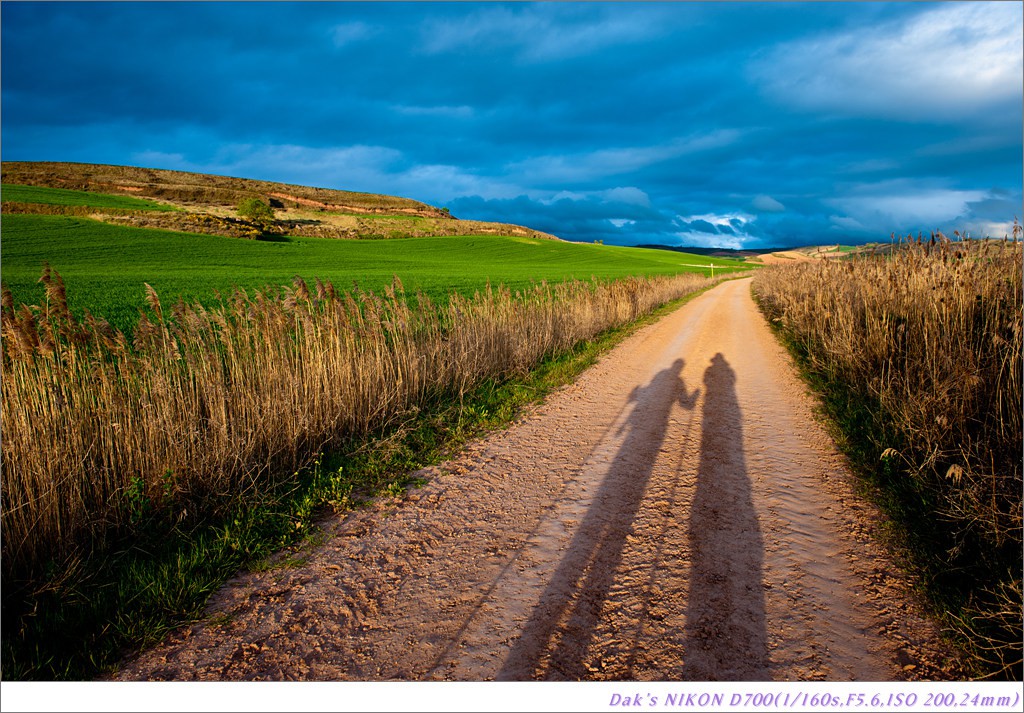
[682,353,768,680]
[497,358,699,680]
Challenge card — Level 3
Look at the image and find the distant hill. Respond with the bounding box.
[1,161,561,242]
[635,244,781,260]
[636,242,892,264]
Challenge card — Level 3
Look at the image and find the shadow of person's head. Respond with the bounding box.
[706,353,735,386]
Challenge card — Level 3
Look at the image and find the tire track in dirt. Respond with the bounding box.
[115,278,961,681]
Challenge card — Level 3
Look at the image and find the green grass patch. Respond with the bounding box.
[1,184,176,212]
[1,214,750,334]
[1,282,717,681]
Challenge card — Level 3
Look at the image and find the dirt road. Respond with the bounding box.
[116,277,960,681]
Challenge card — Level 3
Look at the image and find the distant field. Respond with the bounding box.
[1,214,751,333]
[1,183,176,211]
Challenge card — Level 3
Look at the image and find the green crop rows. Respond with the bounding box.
[1,214,751,333]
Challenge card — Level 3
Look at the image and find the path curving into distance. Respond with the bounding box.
[116,277,960,681]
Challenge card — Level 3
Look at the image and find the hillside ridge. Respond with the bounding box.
[1,161,561,242]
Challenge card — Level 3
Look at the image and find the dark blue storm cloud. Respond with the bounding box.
[2,2,1021,247]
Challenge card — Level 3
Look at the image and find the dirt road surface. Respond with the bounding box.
[116,277,960,681]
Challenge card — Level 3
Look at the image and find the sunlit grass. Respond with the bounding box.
[1,183,176,211]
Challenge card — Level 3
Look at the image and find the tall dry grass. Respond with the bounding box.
[1,269,718,585]
[753,227,1022,678]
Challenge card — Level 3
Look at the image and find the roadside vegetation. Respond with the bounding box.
[1,259,726,679]
[753,227,1023,680]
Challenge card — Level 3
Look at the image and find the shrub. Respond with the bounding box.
[236,197,275,231]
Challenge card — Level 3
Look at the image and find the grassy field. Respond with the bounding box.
[2,183,176,211]
[1,214,749,333]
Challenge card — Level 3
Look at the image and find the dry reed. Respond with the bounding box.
[1,270,718,585]
[753,226,1022,677]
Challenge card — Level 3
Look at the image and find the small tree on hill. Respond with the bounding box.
[237,197,275,232]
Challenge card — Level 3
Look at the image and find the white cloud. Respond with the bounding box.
[752,194,785,212]
[330,21,374,47]
[752,3,1023,120]
[206,143,403,183]
[966,220,1016,238]
[508,130,742,183]
[541,186,651,207]
[829,215,867,231]
[549,190,588,202]
[609,219,635,228]
[672,211,760,249]
[599,186,651,207]
[394,163,521,202]
[826,183,1020,237]
[392,104,475,120]
[683,211,756,228]
[829,186,986,227]
[420,5,674,61]
[673,231,748,250]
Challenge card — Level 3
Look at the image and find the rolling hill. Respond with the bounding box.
[1,161,559,241]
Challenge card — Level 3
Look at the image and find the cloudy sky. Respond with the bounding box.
[2,2,1021,248]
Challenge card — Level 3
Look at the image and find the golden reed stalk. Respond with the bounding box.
[753,225,1022,676]
[2,270,717,582]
